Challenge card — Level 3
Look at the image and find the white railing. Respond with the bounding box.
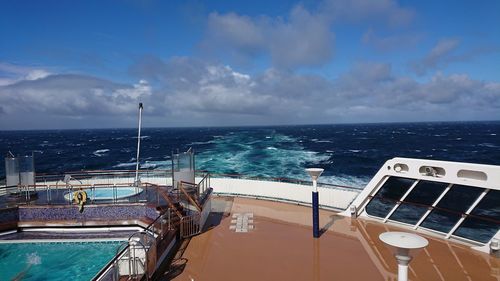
[209,178,360,211]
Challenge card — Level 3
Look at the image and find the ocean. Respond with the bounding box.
[1,121,499,188]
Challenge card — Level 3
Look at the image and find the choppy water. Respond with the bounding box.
[1,122,500,188]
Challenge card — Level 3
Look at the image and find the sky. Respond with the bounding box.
[0,0,499,130]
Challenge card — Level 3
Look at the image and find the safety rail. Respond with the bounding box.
[197,173,211,197]
[1,169,360,211]
[92,187,212,281]
[178,181,202,212]
[35,169,171,187]
[93,209,177,281]
[0,182,165,209]
[180,213,201,238]
[2,169,361,191]
[178,192,212,238]
[195,171,363,191]
[0,168,213,280]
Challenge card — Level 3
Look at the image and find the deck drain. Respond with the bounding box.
[229,213,254,233]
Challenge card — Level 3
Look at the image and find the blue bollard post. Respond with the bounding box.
[312,191,319,238]
[306,168,324,239]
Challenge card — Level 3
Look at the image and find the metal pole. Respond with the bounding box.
[398,263,408,281]
[396,255,411,281]
[312,179,319,238]
[134,103,143,187]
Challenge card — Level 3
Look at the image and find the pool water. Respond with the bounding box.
[65,187,142,201]
[88,187,142,200]
[0,241,122,281]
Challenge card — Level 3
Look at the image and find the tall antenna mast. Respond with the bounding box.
[134,103,143,187]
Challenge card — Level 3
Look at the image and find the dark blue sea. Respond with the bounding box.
[1,122,499,188]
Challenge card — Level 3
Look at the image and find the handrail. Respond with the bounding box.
[180,213,201,238]
[24,169,362,191]
[92,243,130,281]
[93,213,167,281]
[149,184,183,219]
[196,173,211,199]
[178,180,196,186]
[178,182,202,212]
[35,169,172,176]
[198,173,210,183]
[202,172,363,190]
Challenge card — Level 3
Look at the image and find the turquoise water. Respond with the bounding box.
[65,187,142,200]
[0,241,122,281]
[91,187,140,199]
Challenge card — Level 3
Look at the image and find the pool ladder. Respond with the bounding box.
[113,231,156,281]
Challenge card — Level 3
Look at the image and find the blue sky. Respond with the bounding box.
[1,0,499,129]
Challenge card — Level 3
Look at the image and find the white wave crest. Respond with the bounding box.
[196,131,331,180]
[26,252,41,265]
[318,175,369,189]
[113,162,136,168]
[93,149,110,157]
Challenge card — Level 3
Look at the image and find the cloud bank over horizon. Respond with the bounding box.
[2,57,499,129]
[1,0,499,129]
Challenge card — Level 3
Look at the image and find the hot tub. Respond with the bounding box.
[64,187,143,201]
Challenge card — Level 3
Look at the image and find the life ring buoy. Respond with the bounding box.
[73,190,88,204]
[74,190,87,213]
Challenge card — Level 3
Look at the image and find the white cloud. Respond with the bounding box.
[24,69,51,81]
[411,39,500,76]
[0,74,151,117]
[409,38,487,76]
[203,5,334,69]
[2,58,499,129]
[133,57,500,124]
[201,0,416,69]
[362,28,422,51]
[322,0,415,26]
[0,62,51,85]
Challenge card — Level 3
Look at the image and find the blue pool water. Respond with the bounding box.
[65,187,142,201]
[91,187,141,200]
[0,241,121,281]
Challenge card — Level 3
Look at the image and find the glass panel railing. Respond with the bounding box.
[453,190,500,243]
[420,184,483,234]
[365,177,415,218]
[389,181,448,225]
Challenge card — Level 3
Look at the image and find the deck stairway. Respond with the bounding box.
[93,175,212,281]
[152,173,212,238]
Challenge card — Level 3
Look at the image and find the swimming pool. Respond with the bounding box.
[0,240,122,281]
[64,187,143,201]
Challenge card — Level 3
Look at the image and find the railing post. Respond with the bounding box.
[168,209,171,231]
[46,185,50,204]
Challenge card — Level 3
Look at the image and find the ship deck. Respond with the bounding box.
[163,196,499,281]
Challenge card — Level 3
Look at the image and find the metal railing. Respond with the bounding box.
[0,170,174,209]
[197,173,211,197]
[35,169,171,186]
[1,168,359,210]
[1,168,360,191]
[177,174,213,238]
[0,183,163,209]
[180,213,201,238]
[93,210,175,281]
[0,168,213,280]
[195,171,363,191]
